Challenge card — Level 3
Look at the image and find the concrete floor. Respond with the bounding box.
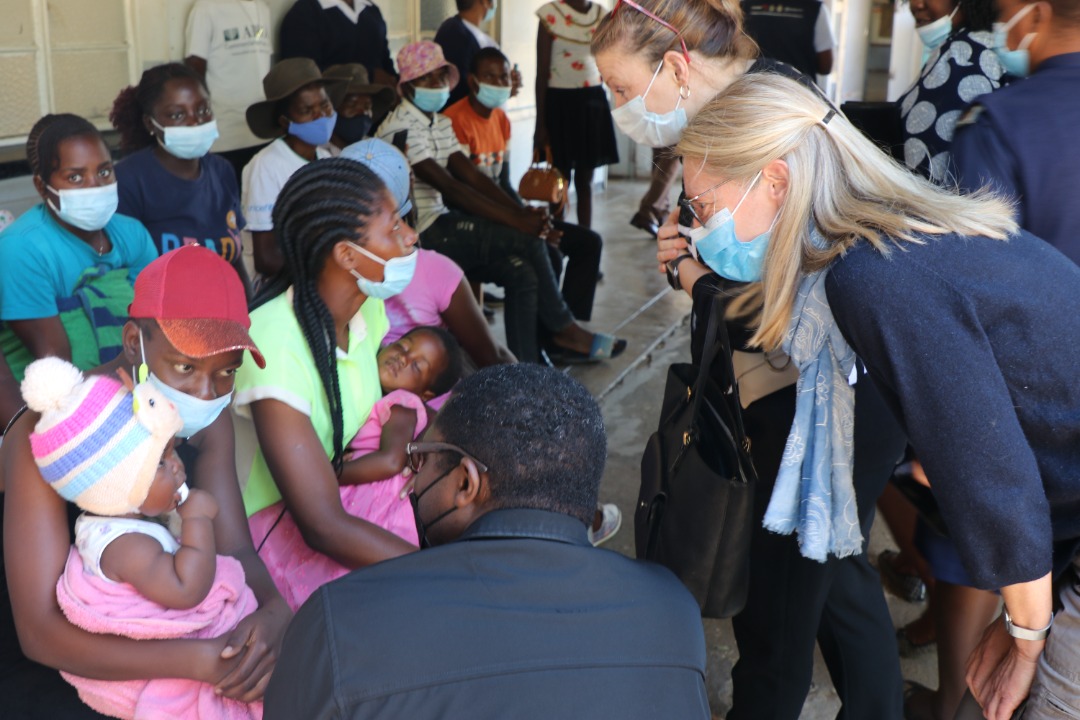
[484,178,939,718]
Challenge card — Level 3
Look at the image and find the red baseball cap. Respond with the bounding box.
[129,245,265,368]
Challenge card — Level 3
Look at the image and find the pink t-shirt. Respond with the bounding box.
[383,248,464,344]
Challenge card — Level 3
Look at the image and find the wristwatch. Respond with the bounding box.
[666,253,696,290]
[1004,609,1053,641]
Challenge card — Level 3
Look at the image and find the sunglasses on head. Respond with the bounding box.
[613,0,692,63]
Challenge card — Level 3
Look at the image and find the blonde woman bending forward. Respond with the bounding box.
[663,70,1080,720]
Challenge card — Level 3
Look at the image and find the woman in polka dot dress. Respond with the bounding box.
[894,1,1007,718]
[899,0,1006,184]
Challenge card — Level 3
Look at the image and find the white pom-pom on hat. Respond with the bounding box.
[21,357,85,414]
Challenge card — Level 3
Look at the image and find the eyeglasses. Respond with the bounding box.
[406,441,490,475]
[678,178,733,226]
[613,0,692,64]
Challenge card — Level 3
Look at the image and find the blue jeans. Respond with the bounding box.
[421,211,575,363]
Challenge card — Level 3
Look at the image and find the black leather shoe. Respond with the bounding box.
[630,211,659,237]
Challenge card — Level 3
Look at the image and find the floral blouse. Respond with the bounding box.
[537,0,605,89]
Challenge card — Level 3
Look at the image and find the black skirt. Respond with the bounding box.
[544,86,619,174]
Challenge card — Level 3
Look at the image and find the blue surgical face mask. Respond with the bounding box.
[476,82,511,109]
[484,0,498,22]
[993,3,1037,77]
[152,118,219,159]
[139,332,232,438]
[288,112,337,146]
[348,242,418,299]
[686,172,775,283]
[46,183,119,232]
[610,59,688,148]
[411,86,451,114]
[916,6,959,54]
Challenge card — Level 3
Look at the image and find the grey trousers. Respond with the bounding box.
[955,558,1080,720]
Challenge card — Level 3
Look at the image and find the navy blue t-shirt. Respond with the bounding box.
[435,16,481,107]
[279,0,396,76]
[951,53,1080,264]
[115,148,244,263]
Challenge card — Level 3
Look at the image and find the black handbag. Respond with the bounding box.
[636,296,757,618]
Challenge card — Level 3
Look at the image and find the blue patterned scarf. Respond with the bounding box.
[762,267,859,561]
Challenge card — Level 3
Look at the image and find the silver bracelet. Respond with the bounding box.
[1004,609,1053,641]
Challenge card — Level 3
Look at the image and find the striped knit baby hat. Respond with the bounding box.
[22,357,183,516]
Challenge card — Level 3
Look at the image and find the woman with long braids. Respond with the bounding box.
[235,158,417,603]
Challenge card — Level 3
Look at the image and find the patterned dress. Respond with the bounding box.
[898,28,1005,185]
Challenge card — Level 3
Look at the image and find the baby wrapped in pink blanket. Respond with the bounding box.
[56,546,262,720]
[248,390,427,611]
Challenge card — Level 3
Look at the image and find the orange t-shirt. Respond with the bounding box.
[442,97,511,181]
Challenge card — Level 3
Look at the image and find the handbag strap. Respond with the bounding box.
[531,146,557,168]
[691,294,748,443]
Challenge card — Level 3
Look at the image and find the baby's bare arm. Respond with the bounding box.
[339,406,418,487]
[100,489,219,609]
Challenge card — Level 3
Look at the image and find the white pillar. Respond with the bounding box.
[887,9,922,100]
[835,0,872,102]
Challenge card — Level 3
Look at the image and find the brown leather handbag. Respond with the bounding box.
[518,146,566,208]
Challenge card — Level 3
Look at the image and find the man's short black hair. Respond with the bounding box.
[470,47,510,76]
[433,364,605,526]
[456,0,479,11]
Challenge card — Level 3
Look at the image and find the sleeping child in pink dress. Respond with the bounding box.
[22,357,260,720]
[248,326,463,611]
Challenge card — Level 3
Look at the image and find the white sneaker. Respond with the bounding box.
[588,503,622,547]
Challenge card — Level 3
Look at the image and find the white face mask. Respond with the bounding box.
[151,118,219,160]
[610,59,688,148]
[46,183,119,232]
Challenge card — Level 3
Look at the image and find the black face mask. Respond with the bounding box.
[335,113,373,145]
[408,465,457,549]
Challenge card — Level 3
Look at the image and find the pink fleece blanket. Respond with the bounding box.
[56,546,262,720]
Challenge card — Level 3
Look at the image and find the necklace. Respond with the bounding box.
[238,0,265,39]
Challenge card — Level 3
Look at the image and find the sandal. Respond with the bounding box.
[549,333,628,365]
[878,549,928,602]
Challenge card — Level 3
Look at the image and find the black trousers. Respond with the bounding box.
[546,220,602,322]
[727,375,907,720]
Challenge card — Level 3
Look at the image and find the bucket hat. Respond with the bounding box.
[246,58,347,139]
[396,41,460,92]
[323,64,397,119]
